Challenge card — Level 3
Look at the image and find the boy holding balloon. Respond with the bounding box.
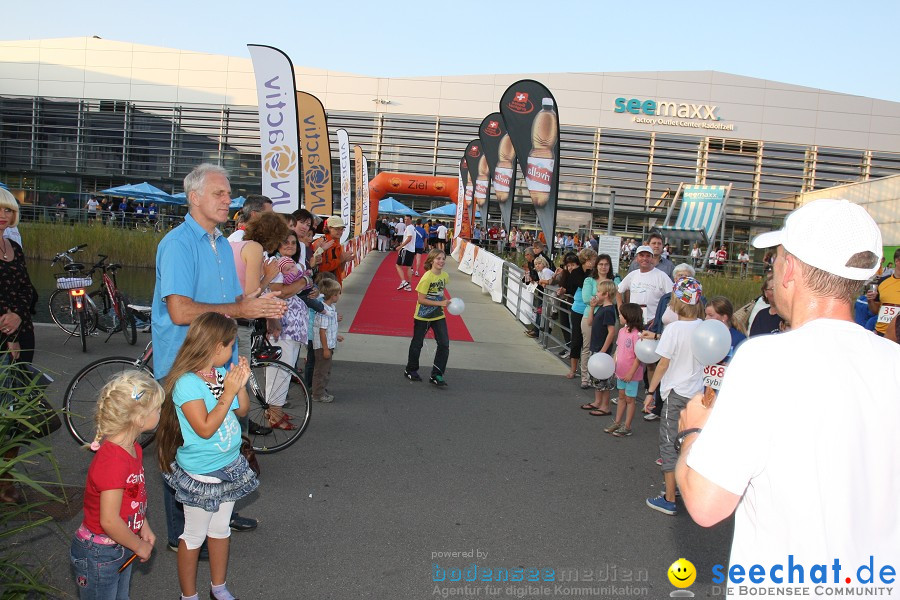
[405,249,458,387]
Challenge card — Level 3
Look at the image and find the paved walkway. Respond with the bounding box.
[17,251,731,599]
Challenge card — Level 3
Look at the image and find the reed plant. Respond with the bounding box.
[0,360,67,598]
[20,223,162,268]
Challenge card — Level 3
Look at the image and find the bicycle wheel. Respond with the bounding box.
[90,289,116,333]
[50,289,98,336]
[246,360,311,454]
[115,294,137,345]
[78,307,88,352]
[64,357,156,448]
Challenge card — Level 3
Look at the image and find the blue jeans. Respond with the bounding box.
[406,318,449,377]
[162,473,185,547]
[70,537,131,600]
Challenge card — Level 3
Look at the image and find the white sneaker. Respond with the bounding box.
[396,281,408,290]
[403,282,412,291]
[643,412,659,421]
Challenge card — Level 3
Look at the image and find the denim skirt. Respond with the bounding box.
[163,453,259,512]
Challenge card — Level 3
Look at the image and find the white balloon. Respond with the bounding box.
[447,297,465,315]
[587,353,615,380]
[691,319,732,366]
[635,338,661,364]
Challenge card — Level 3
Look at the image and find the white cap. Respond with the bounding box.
[635,245,653,255]
[752,198,882,280]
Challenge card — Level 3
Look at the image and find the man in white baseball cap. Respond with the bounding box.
[675,199,899,598]
[314,215,353,284]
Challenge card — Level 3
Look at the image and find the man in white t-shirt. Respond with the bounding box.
[395,216,416,291]
[676,200,899,599]
[738,248,750,279]
[616,246,674,326]
[85,197,100,218]
[436,221,448,253]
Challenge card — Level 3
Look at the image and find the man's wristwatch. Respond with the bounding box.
[674,428,702,453]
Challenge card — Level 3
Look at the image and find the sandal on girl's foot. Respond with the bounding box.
[580,403,601,410]
[589,409,611,416]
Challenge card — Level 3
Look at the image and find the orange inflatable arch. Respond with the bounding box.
[368,172,459,225]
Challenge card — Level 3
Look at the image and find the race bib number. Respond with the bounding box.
[878,304,898,324]
[703,363,727,391]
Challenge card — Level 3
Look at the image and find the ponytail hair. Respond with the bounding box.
[157,312,237,472]
[91,371,164,451]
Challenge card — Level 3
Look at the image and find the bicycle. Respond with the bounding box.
[49,251,137,346]
[62,320,311,454]
[49,244,96,353]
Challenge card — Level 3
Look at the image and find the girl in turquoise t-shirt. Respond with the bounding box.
[157,312,258,600]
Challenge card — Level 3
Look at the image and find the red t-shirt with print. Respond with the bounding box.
[81,442,147,536]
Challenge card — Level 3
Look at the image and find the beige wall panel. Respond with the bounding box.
[864,133,900,153]
[437,99,494,119]
[711,72,766,87]
[759,123,816,145]
[560,107,600,128]
[296,74,328,95]
[130,84,179,103]
[761,106,818,128]
[656,80,713,102]
[548,72,604,92]
[132,52,181,70]
[709,84,767,106]
[85,50,133,69]
[816,93,874,115]
[223,89,258,106]
[84,67,133,84]
[726,121,764,140]
[39,48,85,66]
[0,46,41,62]
[763,88,819,110]
[441,73,494,85]
[384,97,441,116]
[385,78,443,99]
[176,87,228,104]
[813,129,870,150]
[326,75,379,95]
[0,62,40,79]
[719,103,765,123]
[816,111,872,133]
[225,70,256,90]
[439,81,493,102]
[491,73,552,89]
[0,78,38,95]
[37,64,84,82]
[226,57,254,74]
[324,93,381,112]
[657,71,713,84]
[82,82,131,99]
[602,75,659,97]
[131,68,181,88]
[40,38,88,50]
[872,100,900,118]
[178,53,229,72]
[871,116,900,136]
[178,70,228,89]
[552,89,602,110]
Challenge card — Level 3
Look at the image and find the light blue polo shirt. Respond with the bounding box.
[173,369,240,473]
[151,213,242,380]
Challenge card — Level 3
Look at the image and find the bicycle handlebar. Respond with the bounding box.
[51,243,88,264]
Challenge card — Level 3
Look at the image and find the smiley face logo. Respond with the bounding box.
[668,558,696,588]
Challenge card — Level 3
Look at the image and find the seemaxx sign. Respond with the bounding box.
[614,96,734,131]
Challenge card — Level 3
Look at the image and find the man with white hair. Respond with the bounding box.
[675,199,900,598]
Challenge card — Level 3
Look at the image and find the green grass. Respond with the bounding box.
[21,223,162,268]
[700,275,762,308]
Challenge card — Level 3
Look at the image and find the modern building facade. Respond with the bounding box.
[1,37,899,245]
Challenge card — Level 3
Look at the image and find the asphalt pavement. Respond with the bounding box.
[14,250,733,599]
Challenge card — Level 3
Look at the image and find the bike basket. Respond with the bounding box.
[55,276,92,290]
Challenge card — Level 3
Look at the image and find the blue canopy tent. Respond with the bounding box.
[102,182,180,205]
[378,197,419,216]
[424,203,479,218]
[0,182,7,190]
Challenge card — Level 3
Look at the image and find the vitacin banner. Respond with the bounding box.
[354,145,365,238]
[296,91,333,216]
[336,129,352,244]
[248,45,301,213]
[479,113,515,235]
[500,80,560,247]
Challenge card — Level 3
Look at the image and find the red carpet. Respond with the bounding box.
[349,252,474,342]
